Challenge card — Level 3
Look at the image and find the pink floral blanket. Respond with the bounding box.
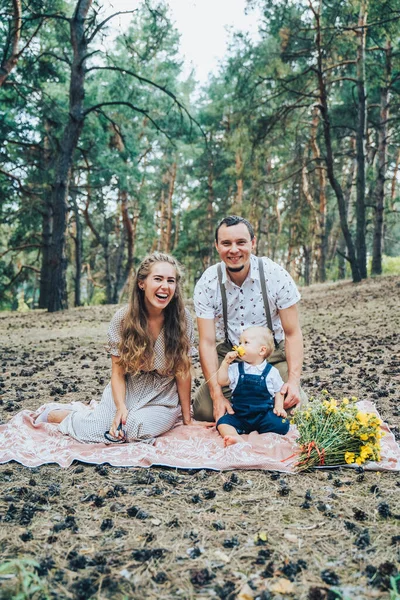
[0,401,399,471]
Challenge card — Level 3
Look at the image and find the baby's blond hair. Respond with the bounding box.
[242,326,275,358]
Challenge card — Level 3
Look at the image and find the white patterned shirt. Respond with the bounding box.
[193,254,301,345]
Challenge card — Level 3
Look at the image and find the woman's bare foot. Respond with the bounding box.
[224,434,243,447]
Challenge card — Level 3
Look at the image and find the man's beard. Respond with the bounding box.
[227,265,245,272]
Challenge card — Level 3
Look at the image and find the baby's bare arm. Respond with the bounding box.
[216,351,238,387]
[273,391,287,418]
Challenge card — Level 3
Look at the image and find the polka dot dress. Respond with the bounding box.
[59,306,194,444]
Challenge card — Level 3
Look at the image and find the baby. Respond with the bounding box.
[216,326,290,446]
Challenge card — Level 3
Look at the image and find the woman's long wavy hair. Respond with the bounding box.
[118,253,191,378]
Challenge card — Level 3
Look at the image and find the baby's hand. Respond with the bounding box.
[224,351,238,364]
[274,406,287,418]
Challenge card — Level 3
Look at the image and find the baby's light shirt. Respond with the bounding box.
[227,360,284,395]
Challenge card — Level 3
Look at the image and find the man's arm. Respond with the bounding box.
[197,318,235,422]
[278,303,304,409]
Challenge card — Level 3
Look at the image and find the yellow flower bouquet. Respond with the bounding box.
[290,391,384,471]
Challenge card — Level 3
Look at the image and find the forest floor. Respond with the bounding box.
[0,275,399,600]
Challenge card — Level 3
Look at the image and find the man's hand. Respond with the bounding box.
[109,407,128,438]
[281,380,301,410]
[212,391,234,422]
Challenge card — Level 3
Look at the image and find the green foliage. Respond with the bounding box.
[0,559,50,600]
[1,0,400,308]
[369,255,400,276]
[89,289,107,306]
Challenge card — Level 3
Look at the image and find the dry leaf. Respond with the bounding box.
[237,583,255,600]
[284,533,299,544]
[270,578,295,594]
[214,550,230,563]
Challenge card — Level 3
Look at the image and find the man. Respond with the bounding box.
[193,215,305,423]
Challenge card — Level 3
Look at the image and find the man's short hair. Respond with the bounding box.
[215,215,255,243]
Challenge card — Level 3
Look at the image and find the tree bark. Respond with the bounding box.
[121,190,139,288]
[371,40,391,276]
[0,0,22,87]
[303,245,312,286]
[314,3,361,283]
[157,189,166,251]
[310,107,327,282]
[38,119,53,308]
[235,151,243,205]
[355,0,368,279]
[390,148,400,211]
[337,149,357,279]
[38,197,52,308]
[165,162,176,252]
[69,183,82,306]
[47,0,92,312]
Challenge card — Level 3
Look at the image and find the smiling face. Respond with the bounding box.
[215,223,256,274]
[139,262,177,312]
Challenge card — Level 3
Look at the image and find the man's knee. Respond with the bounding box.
[193,385,214,421]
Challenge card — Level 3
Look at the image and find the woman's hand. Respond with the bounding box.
[109,407,128,438]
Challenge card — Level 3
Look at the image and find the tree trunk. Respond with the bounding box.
[235,151,243,205]
[38,197,52,308]
[165,162,176,252]
[46,0,92,312]
[121,190,139,289]
[303,245,312,286]
[314,4,361,283]
[355,0,368,279]
[390,148,400,211]
[70,184,82,307]
[112,224,125,304]
[202,156,215,270]
[310,106,327,282]
[173,212,180,250]
[38,119,52,308]
[157,189,166,251]
[337,149,357,279]
[0,0,22,87]
[371,40,391,276]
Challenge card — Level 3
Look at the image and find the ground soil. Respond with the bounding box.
[0,275,399,600]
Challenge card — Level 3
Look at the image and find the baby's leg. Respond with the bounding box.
[216,414,246,447]
[217,423,243,447]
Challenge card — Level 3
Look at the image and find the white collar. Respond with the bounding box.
[244,359,267,372]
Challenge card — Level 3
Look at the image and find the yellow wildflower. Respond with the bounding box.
[342,398,349,405]
[344,452,355,464]
[233,345,246,357]
[356,412,369,426]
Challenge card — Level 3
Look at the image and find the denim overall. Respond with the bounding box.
[217,361,290,436]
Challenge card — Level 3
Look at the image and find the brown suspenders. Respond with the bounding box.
[217,257,279,348]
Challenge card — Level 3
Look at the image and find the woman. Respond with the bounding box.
[36,252,210,443]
